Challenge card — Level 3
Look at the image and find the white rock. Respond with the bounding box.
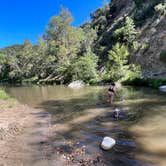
[68,80,85,89]
[159,85,166,92]
[114,108,120,119]
[101,137,116,150]
[115,108,120,112]
[115,82,122,89]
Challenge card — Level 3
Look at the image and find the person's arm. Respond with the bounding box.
[113,87,117,95]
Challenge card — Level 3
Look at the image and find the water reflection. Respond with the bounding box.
[4,85,166,166]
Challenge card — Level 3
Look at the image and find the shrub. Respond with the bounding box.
[155,3,166,15]
[72,52,98,83]
[107,43,141,82]
[0,90,10,100]
[123,78,166,88]
[113,17,138,46]
[108,43,129,82]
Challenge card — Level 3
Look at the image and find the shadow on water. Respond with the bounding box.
[4,85,166,166]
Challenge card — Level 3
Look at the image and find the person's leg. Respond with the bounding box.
[110,94,114,104]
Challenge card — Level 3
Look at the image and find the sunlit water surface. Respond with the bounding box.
[4,85,166,166]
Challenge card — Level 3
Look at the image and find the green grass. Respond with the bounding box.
[0,89,10,100]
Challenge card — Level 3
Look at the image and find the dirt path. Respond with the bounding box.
[0,101,67,166]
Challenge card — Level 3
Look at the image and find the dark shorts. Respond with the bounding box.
[108,92,114,97]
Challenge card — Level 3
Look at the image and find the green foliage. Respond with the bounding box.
[134,0,164,26]
[140,43,150,50]
[133,41,140,51]
[0,2,163,86]
[45,7,73,41]
[72,51,98,83]
[113,17,138,46]
[0,7,97,84]
[0,53,7,65]
[140,42,150,53]
[122,64,142,82]
[0,90,10,100]
[107,43,129,81]
[108,43,129,64]
[123,78,166,89]
[81,23,97,52]
[106,43,142,82]
[155,3,166,15]
[160,50,166,63]
[90,1,109,35]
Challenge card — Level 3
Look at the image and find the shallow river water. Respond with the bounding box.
[4,85,166,166]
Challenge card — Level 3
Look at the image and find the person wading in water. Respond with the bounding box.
[107,83,116,104]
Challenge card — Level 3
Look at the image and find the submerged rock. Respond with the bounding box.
[101,137,116,150]
[113,108,126,120]
[68,80,85,89]
[159,85,166,92]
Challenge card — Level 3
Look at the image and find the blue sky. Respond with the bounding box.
[0,0,109,48]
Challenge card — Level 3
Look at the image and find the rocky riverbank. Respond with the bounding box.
[0,98,109,166]
[0,98,55,166]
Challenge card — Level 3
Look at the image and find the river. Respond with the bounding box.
[3,85,166,166]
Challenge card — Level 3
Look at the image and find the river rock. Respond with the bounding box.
[115,82,122,89]
[101,137,116,150]
[113,108,125,120]
[68,80,85,89]
[159,85,166,92]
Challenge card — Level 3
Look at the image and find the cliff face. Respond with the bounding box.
[92,0,166,78]
[134,11,166,78]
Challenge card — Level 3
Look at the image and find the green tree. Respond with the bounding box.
[81,23,97,53]
[106,43,141,82]
[72,51,98,83]
[41,7,87,83]
[113,17,138,46]
[107,43,129,81]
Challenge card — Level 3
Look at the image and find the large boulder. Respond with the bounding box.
[68,80,85,89]
[159,85,166,92]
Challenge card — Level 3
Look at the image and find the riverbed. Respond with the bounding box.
[3,85,166,166]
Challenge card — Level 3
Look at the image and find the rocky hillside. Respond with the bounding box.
[91,0,166,78]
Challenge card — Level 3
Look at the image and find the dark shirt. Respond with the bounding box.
[108,86,115,93]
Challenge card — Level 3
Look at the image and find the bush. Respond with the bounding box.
[0,90,10,100]
[155,3,166,15]
[160,50,166,63]
[72,52,98,83]
[121,64,142,82]
[123,78,166,88]
[107,43,129,82]
[113,17,138,46]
